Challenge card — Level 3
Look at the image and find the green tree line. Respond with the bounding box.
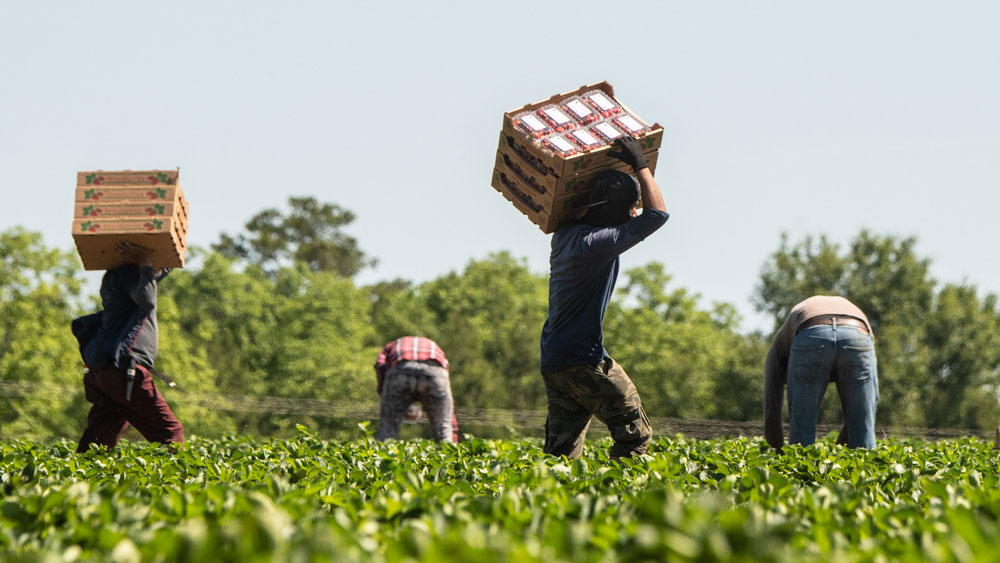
[1,198,998,442]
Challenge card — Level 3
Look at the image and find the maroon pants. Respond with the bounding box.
[76,364,184,452]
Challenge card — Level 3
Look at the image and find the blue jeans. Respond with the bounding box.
[787,322,878,448]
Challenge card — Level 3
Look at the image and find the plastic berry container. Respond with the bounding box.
[582,90,622,118]
[567,128,605,151]
[536,105,578,132]
[541,134,579,157]
[562,96,600,124]
[512,111,553,139]
[612,113,651,137]
[590,120,626,143]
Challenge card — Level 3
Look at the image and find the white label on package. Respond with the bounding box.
[617,115,644,133]
[587,92,616,111]
[595,122,622,139]
[543,107,572,125]
[572,130,600,145]
[566,99,593,118]
[520,114,547,131]
[548,136,576,153]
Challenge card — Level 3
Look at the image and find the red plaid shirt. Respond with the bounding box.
[375,336,449,393]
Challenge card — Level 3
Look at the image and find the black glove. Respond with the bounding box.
[608,136,648,171]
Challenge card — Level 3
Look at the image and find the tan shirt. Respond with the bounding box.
[763,296,873,449]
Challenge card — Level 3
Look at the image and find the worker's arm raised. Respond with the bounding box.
[609,137,665,213]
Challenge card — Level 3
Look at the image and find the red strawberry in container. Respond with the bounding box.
[536,105,577,133]
[582,91,622,118]
[612,113,651,137]
[562,97,599,125]
[590,120,626,143]
[512,111,553,139]
[567,128,605,151]
[541,134,579,158]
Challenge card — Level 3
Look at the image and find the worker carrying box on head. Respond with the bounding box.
[490,81,663,233]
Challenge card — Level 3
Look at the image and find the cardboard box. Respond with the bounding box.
[77,169,179,187]
[74,184,189,235]
[74,201,190,243]
[73,217,186,270]
[501,82,663,178]
[75,185,185,205]
[73,169,189,270]
[74,201,182,220]
[490,168,592,234]
[497,131,659,189]
[495,134,659,208]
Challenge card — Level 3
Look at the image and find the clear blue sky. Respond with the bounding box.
[2,1,998,331]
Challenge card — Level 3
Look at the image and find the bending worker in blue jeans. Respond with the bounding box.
[763,295,878,450]
[539,136,669,460]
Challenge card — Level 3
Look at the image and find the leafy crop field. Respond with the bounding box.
[1,430,998,562]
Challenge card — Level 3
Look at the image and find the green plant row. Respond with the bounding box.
[0,431,998,562]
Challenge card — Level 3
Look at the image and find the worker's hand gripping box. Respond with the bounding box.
[72,169,189,270]
[492,82,661,233]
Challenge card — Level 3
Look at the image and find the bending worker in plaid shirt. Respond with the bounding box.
[374,336,459,443]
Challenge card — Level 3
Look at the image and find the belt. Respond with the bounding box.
[798,315,869,335]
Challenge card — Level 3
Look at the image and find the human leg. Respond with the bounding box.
[118,366,184,446]
[541,367,595,459]
[587,358,651,458]
[376,365,416,441]
[786,326,836,446]
[414,364,455,443]
[835,328,878,449]
[76,369,129,452]
[77,365,183,450]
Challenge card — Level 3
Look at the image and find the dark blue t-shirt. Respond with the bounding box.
[539,209,669,368]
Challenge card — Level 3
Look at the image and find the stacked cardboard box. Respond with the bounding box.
[72,169,189,270]
[492,81,662,233]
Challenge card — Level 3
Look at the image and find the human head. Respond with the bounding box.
[579,170,640,227]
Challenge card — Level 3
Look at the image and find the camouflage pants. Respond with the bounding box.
[541,357,651,459]
[376,361,455,443]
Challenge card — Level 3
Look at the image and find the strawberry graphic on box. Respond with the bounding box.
[143,219,163,231]
[80,221,100,233]
[145,203,165,216]
[82,205,101,217]
[84,188,103,201]
[147,172,171,186]
[147,188,167,200]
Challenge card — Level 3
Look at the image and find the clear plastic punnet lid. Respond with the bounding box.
[612,113,651,136]
[536,105,578,132]
[568,128,605,150]
[582,90,622,118]
[590,120,625,143]
[512,111,553,138]
[561,96,600,124]
[542,134,579,157]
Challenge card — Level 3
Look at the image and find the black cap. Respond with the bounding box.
[575,169,640,212]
